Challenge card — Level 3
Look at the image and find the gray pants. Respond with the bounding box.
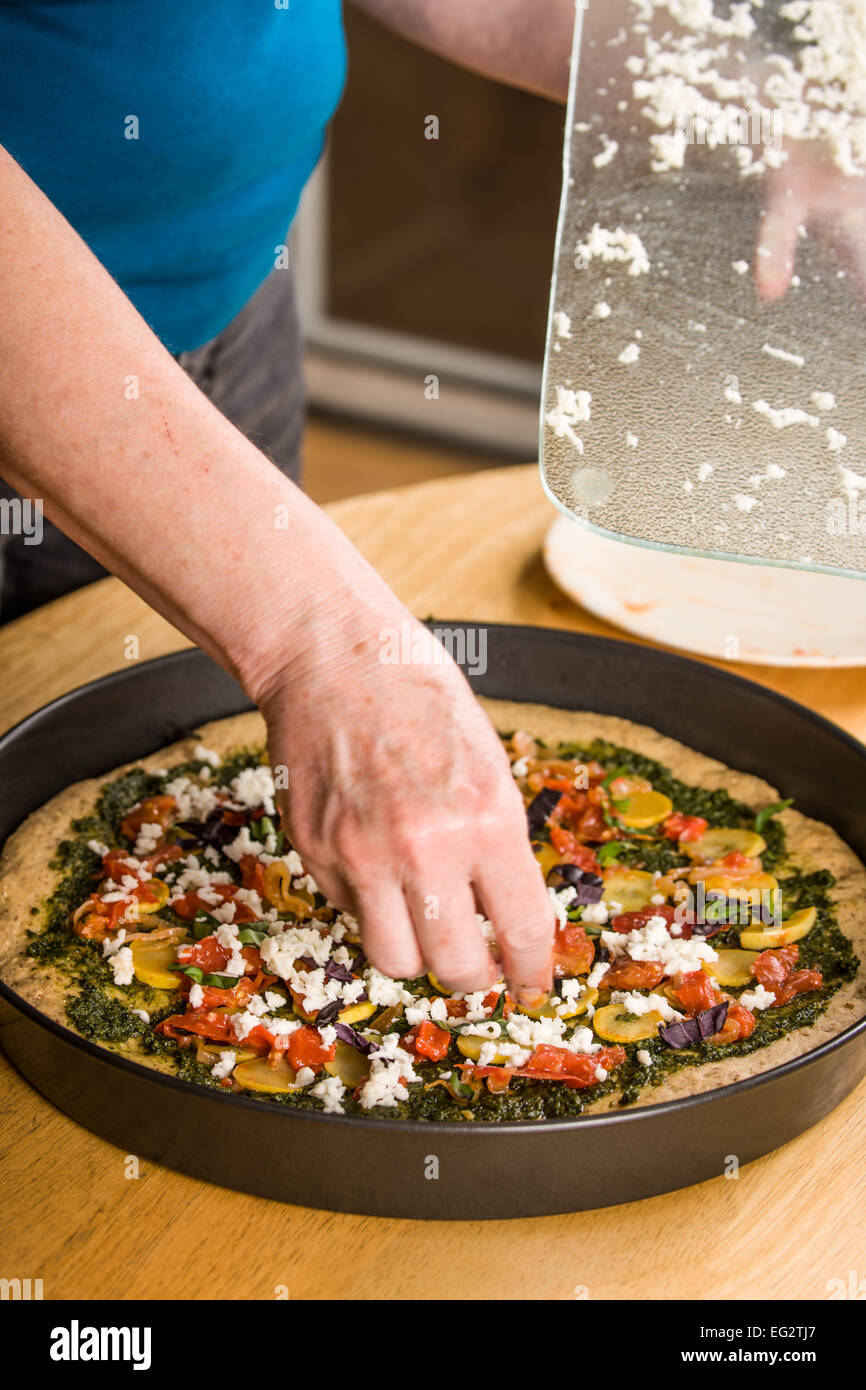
[0,269,305,624]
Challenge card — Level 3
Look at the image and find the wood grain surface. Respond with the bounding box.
[1,464,863,1301]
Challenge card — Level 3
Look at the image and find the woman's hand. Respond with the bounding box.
[0,144,554,1005]
[255,601,555,1005]
[756,141,866,301]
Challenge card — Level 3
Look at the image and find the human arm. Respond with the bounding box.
[349,0,576,102]
[0,144,555,1002]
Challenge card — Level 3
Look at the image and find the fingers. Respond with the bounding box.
[352,880,425,982]
[473,841,555,1009]
[405,878,496,994]
[296,856,354,913]
[755,193,804,302]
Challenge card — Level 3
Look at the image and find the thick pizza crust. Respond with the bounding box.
[1,702,864,1112]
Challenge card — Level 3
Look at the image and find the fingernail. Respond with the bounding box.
[517,987,550,1011]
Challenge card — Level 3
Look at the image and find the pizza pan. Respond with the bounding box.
[1,629,864,1219]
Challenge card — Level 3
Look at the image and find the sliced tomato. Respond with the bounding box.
[662,812,708,842]
[772,968,823,1005]
[177,950,274,1008]
[519,1043,626,1088]
[119,794,177,843]
[721,850,754,870]
[178,936,232,973]
[753,944,799,991]
[155,1008,237,1045]
[542,777,583,796]
[75,879,163,933]
[672,969,722,1015]
[443,989,514,1021]
[607,904,723,940]
[171,885,259,923]
[553,923,595,978]
[549,824,601,874]
[553,790,588,827]
[101,844,184,880]
[403,1021,451,1063]
[287,1026,336,1071]
[753,945,821,1005]
[238,854,266,897]
[71,898,114,941]
[601,956,666,990]
[712,999,756,1044]
[607,904,677,934]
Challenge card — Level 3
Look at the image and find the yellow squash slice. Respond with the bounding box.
[702,948,760,988]
[615,790,673,830]
[683,827,766,863]
[601,868,657,913]
[517,986,598,1020]
[740,906,817,951]
[130,929,189,989]
[457,1035,514,1065]
[325,1040,371,1088]
[532,841,560,880]
[338,1001,376,1026]
[233,1055,298,1094]
[593,1002,664,1044]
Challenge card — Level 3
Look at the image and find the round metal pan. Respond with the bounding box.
[1,628,864,1219]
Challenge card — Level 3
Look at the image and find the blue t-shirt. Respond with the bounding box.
[0,1,347,351]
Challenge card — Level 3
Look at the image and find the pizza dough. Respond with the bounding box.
[1,702,864,1112]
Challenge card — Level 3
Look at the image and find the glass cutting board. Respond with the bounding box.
[540,1,866,580]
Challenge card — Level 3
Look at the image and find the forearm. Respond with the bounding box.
[0,146,399,700]
[350,0,576,102]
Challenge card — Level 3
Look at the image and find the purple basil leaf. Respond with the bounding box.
[314,1000,343,1026]
[547,863,605,905]
[659,1001,729,1049]
[576,876,605,906]
[696,1001,729,1039]
[658,1017,701,1049]
[527,788,562,835]
[177,813,239,851]
[324,959,356,984]
[333,1022,373,1054]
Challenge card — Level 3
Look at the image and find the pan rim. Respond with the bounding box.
[1,630,864,1139]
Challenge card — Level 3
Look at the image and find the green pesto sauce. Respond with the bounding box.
[22,740,861,1123]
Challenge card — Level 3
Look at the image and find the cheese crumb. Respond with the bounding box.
[576,224,650,277]
[733,493,759,512]
[739,984,776,1011]
[762,343,805,367]
[592,134,619,169]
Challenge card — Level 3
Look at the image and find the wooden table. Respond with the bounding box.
[1,465,863,1301]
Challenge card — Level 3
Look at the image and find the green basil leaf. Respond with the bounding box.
[754,799,793,834]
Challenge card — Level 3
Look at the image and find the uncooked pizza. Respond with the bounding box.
[0,702,862,1121]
